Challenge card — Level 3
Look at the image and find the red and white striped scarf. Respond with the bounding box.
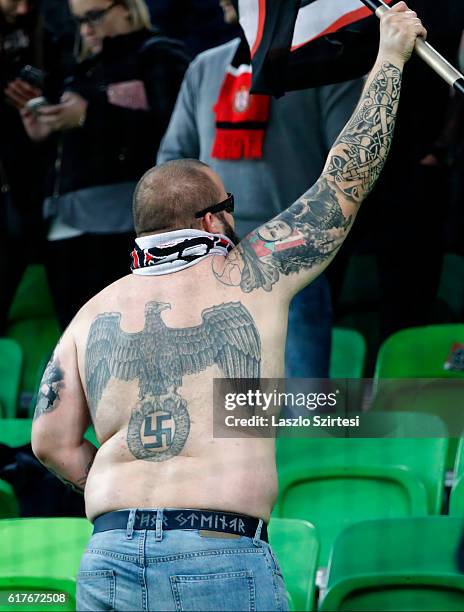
[211,37,271,160]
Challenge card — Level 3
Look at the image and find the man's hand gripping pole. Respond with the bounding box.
[361,0,464,96]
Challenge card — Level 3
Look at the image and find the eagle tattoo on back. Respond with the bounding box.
[85,301,261,461]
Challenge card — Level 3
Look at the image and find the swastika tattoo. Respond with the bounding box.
[85,301,261,461]
[214,62,402,292]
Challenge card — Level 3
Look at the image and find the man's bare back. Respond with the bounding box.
[71,258,289,521]
[31,3,426,533]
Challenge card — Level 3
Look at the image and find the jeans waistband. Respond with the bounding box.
[92,509,268,542]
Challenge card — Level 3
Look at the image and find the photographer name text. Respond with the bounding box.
[224,415,360,428]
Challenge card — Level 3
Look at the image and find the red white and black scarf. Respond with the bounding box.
[211,36,271,160]
[130,230,234,276]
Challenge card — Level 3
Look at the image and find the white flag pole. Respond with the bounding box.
[361,0,464,96]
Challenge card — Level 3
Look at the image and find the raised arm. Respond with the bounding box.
[31,326,97,496]
[217,2,426,297]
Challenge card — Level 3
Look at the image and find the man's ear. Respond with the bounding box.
[201,213,219,233]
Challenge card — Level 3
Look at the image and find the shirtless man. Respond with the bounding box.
[31,5,426,610]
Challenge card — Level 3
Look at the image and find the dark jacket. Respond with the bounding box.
[48,28,189,197]
[0,11,41,197]
[0,10,50,238]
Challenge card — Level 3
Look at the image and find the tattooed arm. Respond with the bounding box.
[215,2,426,296]
[31,328,97,495]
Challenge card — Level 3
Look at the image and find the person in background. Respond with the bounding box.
[147,0,240,59]
[29,7,426,609]
[1,0,79,334]
[0,0,46,333]
[158,1,362,378]
[17,0,189,330]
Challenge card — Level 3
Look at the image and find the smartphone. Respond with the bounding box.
[25,96,49,114]
[19,65,45,90]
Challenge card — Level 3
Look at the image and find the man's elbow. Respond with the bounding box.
[31,422,64,464]
[31,429,53,464]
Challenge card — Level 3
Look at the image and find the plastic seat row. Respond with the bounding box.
[0,517,318,612]
[1,265,61,418]
[331,322,464,380]
[0,516,463,611]
[319,516,464,611]
[0,339,22,418]
[274,412,462,565]
[0,333,57,419]
[373,323,464,470]
[0,518,91,612]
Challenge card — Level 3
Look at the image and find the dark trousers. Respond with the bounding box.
[44,232,134,330]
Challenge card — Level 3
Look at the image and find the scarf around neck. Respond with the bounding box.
[130,229,235,276]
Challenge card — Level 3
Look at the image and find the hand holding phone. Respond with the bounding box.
[35,92,88,131]
[4,79,43,109]
[25,96,49,114]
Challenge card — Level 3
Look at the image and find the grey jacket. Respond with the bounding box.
[158,38,363,238]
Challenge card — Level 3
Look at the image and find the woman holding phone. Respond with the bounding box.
[17,0,188,328]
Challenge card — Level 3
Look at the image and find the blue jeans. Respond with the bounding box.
[285,274,332,378]
[77,510,289,612]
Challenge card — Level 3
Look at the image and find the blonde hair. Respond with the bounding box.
[77,0,152,61]
[121,0,151,30]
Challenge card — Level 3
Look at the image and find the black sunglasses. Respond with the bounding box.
[195,193,234,219]
[74,1,118,26]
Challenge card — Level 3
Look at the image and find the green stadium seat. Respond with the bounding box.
[0,480,19,518]
[0,518,92,580]
[274,412,448,566]
[374,324,464,379]
[0,338,23,419]
[6,265,60,407]
[0,419,32,447]
[0,420,30,518]
[319,517,464,611]
[268,518,319,611]
[0,576,76,611]
[449,437,464,515]
[330,328,367,379]
[8,266,56,322]
[0,419,99,449]
[6,319,60,404]
[371,379,463,471]
[373,325,464,469]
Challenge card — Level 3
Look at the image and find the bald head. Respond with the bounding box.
[133,159,226,236]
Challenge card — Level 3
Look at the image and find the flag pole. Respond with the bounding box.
[360,0,464,96]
